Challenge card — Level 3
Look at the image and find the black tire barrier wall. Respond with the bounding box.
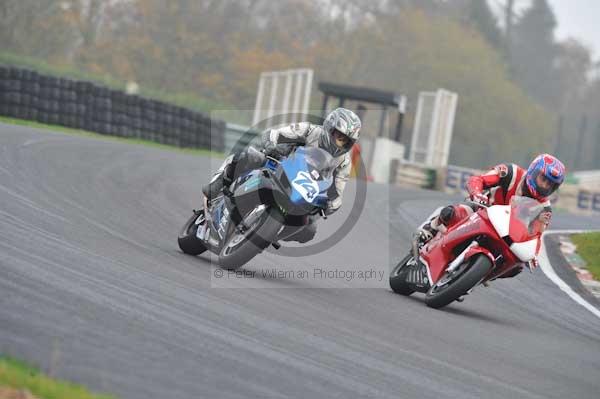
[0,66,225,151]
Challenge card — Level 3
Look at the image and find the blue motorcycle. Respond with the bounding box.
[178,145,336,269]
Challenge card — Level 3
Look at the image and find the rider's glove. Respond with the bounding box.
[539,211,551,226]
[263,142,294,158]
[262,141,279,157]
[470,192,489,206]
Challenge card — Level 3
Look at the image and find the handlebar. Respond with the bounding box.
[276,136,306,145]
[465,190,491,209]
[264,155,280,163]
[465,200,490,209]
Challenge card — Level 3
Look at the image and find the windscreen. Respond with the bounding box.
[291,147,337,180]
[509,196,547,243]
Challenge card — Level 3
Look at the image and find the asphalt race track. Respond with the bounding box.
[2,122,600,399]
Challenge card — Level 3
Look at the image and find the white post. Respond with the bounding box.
[301,69,313,119]
[442,91,458,167]
[398,95,407,114]
[427,90,442,166]
[410,94,425,163]
[253,68,314,125]
[291,72,304,123]
[267,72,279,121]
[281,70,293,124]
[252,72,267,126]
[408,89,457,167]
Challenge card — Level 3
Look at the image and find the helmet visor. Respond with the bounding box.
[332,129,355,151]
[533,172,560,197]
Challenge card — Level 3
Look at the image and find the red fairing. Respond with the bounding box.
[420,209,520,284]
[508,214,534,243]
[464,246,495,264]
[444,205,473,229]
[420,212,498,283]
[507,198,544,259]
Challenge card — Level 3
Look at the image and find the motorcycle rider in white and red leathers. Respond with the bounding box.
[418,154,566,276]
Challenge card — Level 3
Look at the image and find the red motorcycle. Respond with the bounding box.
[390,196,545,309]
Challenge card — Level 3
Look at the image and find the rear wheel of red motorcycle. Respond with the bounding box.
[424,254,492,309]
[389,254,417,296]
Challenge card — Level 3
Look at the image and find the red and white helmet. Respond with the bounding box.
[525,154,566,200]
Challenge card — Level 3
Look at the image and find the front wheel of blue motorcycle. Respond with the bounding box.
[218,205,283,270]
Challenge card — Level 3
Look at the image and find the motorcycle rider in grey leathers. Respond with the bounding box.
[202,108,361,243]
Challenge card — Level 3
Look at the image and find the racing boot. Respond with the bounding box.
[417,215,447,244]
[202,164,234,203]
[417,222,438,244]
[417,205,458,244]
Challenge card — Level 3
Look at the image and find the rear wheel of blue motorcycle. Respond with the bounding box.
[424,254,492,309]
[218,207,283,270]
[389,254,416,296]
[178,210,208,255]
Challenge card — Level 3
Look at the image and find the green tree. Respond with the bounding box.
[0,1,77,60]
[315,8,553,167]
[510,0,559,108]
[1,0,563,168]
[468,0,502,48]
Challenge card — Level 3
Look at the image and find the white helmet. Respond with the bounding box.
[321,108,361,157]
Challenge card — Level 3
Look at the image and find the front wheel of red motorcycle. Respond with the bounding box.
[389,254,417,296]
[424,254,492,309]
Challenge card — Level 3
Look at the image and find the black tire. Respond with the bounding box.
[48,114,60,125]
[8,68,23,80]
[425,254,492,309]
[15,107,28,120]
[218,206,283,270]
[389,254,417,296]
[38,113,50,124]
[75,81,92,94]
[26,109,38,120]
[0,80,21,91]
[178,211,208,255]
[1,92,21,105]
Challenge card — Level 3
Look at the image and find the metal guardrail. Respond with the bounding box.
[397,161,600,215]
[390,159,436,189]
[439,165,482,194]
[552,184,600,215]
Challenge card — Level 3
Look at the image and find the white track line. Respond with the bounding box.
[538,230,600,320]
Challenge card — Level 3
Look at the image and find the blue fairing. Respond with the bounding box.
[279,147,333,208]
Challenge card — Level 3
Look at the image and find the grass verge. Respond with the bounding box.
[571,232,600,280]
[0,356,115,399]
[0,116,224,158]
